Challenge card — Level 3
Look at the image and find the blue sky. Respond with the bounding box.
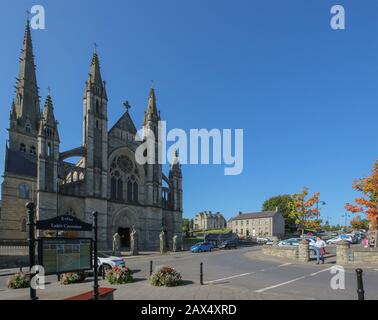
[1,0,378,225]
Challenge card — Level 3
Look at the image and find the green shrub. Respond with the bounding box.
[150,266,182,287]
[7,272,30,289]
[60,272,86,285]
[106,266,133,285]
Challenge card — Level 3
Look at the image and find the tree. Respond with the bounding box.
[182,218,190,237]
[262,194,296,231]
[288,187,321,236]
[350,216,369,230]
[345,159,378,231]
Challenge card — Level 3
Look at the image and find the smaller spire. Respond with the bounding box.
[170,149,181,171]
[147,87,158,116]
[40,94,59,141]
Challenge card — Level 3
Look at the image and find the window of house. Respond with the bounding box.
[20,143,26,152]
[241,229,243,235]
[19,184,30,199]
[30,146,36,155]
[241,220,244,226]
[246,230,250,236]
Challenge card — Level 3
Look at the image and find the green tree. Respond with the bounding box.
[262,194,296,231]
[182,218,190,237]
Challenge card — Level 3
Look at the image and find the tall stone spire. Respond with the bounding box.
[86,49,107,100]
[13,18,40,131]
[144,87,160,125]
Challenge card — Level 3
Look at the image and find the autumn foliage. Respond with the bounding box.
[345,160,378,230]
[288,187,321,235]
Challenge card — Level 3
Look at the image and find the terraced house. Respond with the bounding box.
[228,210,285,238]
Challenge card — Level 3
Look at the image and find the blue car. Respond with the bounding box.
[191,242,214,253]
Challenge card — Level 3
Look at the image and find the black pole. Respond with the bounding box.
[200,262,203,285]
[93,211,99,300]
[150,260,153,277]
[26,202,37,300]
[356,269,365,300]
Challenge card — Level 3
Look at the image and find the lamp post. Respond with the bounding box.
[316,200,326,218]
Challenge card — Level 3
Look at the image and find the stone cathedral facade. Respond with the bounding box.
[0,21,183,250]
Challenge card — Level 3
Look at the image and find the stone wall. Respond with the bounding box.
[349,247,378,264]
[262,245,298,260]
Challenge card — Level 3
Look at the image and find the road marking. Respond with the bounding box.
[310,267,333,276]
[255,276,306,293]
[204,272,252,284]
[255,267,333,293]
[278,263,292,267]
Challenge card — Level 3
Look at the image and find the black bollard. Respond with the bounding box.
[356,268,365,300]
[150,260,153,277]
[200,262,203,285]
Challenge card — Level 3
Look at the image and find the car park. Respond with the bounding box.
[191,242,214,253]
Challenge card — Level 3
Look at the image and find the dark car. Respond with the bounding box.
[218,240,238,249]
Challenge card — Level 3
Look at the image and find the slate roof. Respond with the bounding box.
[109,111,137,135]
[5,147,37,177]
[229,211,279,221]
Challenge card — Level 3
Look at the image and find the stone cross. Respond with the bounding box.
[123,100,131,113]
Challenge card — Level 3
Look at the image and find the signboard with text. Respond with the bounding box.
[38,238,92,275]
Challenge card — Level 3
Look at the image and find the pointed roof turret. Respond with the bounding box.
[85,47,108,100]
[13,18,40,129]
[39,94,59,141]
[143,87,160,125]
[170,149,182,173]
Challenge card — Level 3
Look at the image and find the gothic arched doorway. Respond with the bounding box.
[112,208,137,249]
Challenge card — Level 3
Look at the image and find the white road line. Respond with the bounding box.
[310,267,333,276]
[255,267,333,293]
[255,276,306,293]
[204,272,251,284]
[278,263,292,267]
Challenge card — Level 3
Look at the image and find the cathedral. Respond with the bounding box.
[0,20,183,251]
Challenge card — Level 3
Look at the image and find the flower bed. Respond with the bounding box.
[150,266,182,287]
[60,272,87,285]
[7,271,30,289]
[106,266,133,285]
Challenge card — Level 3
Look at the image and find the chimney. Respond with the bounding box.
[238,211,242,216]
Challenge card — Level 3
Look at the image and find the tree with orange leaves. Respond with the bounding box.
[345,159,378,232]
[288,187,321,236]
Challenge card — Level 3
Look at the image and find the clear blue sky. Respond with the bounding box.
[1,0,378,225]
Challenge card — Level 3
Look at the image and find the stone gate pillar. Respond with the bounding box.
[298,239,310,262]
[336,240,350,265]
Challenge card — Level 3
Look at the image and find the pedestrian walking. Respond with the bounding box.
[314,236,326,264]
[362,238,369,249]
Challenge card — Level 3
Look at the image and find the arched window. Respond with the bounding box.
[25,123,32,133]
[117,179,123,201]
[133,182,138,202]
[19,184,30,199]
[96,100,100,114]
[127,181,133,202]
[19,143,26,152]
[47,143,52,157]
[111,177,117,201]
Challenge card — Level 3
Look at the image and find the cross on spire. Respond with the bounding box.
[94,42,98,53]
[47,86,51,96]
[26,10,31,21]
[123,100,131,113]
[150,80,154,88]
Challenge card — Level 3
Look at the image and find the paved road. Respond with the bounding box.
[0,246,377,300]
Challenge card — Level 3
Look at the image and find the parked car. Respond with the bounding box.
[218,240,238,249]
[278,238,315,247]
[191,242,214,253]
[256,237,272,245]
[326,234,353,244]
[98,253,126,277]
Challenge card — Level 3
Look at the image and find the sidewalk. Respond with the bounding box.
[0,277,303,300]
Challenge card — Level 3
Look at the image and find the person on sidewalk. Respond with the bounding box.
[314,236,326,264]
